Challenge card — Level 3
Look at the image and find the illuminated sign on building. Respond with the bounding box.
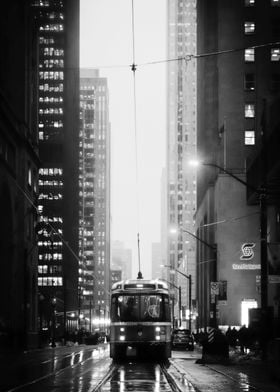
[232,242,260,270]
[240,243,255,260]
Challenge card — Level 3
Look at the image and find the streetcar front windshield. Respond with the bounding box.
[111,294,170,322]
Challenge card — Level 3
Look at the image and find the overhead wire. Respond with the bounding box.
[81,40,280,70]
[130,0,142,279]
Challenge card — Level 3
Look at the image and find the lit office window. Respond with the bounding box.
[245,131,255,145]
[244,22,255,34]
[271,0,280,6]
[245,48,255,62]
[245,104,255,118]
[271,48,280,61]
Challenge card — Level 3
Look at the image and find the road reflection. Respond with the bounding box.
[100,361,173,392]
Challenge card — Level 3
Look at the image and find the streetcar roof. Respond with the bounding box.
[111,279,169,292]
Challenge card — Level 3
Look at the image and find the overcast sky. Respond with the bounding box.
[80,0,167,279]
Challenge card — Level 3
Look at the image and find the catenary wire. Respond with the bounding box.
[131,0,142,278]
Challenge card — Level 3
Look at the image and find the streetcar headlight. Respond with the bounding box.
[120,335,125,341]
[120,327,125,332]
[155,327,161,332]
[156,335,161,341]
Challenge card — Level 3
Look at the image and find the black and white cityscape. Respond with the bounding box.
[0,0,280,391]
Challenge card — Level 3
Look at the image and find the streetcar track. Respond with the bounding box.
[91,360,195,392]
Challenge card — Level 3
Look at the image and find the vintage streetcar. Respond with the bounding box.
[109,278,172,360]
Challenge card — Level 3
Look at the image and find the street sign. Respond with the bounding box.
[210,282,219,295]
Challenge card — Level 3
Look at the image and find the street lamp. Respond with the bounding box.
[161,278,182,328]
[163,265,192,331]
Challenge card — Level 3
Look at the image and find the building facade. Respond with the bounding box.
[111,240,132,282]
[196,0,280,330]
[79,69,111,330]
[166,0,197,328]
[0,0,39,349]
[33,0,80,338]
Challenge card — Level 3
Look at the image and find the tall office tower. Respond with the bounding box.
[151,243,162,279]
[166,0,197,328]
[79,69,111,328]
[196,0,280,330]
[0,0,39,349]
[33,0,80,337]
[111,241,132,281]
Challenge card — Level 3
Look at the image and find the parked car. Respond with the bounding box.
[171,329,194,351]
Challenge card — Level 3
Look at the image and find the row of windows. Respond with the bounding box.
[39,253,62,260]
[39,120,63,128]
[38,265,62,274]
[39,215,63,223]
[79,191,94,198]
[39,71,64,80]
[43,48,64,56]
[40,59,64,68]
[39,193,63,200]
[39,83,63,92]
[80,85,95,91]
[38,277,63,286]
[38,131,60,141]
[39,180,63,186]
[38,241,62,247]
[39,108,63,115]
[39,96,63,103]
[39,37,55,45]
[245,48,280,62]
[39,168,63,175]
[80,94,95,100]
[39,24,64,31]
[44,12,64,20]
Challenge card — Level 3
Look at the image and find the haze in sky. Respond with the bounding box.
[80,0,167,278]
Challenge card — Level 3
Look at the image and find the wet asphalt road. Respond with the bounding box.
[0,345,279,392]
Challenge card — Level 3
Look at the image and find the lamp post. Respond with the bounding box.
[161,278,181,327]
[163,265,192,331]
[180,228,217,329]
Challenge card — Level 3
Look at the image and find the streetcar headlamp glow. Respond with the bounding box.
[120,327,125,332]
[156,336,161,341]
[120,335,125,341]
[155,327,161,332]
